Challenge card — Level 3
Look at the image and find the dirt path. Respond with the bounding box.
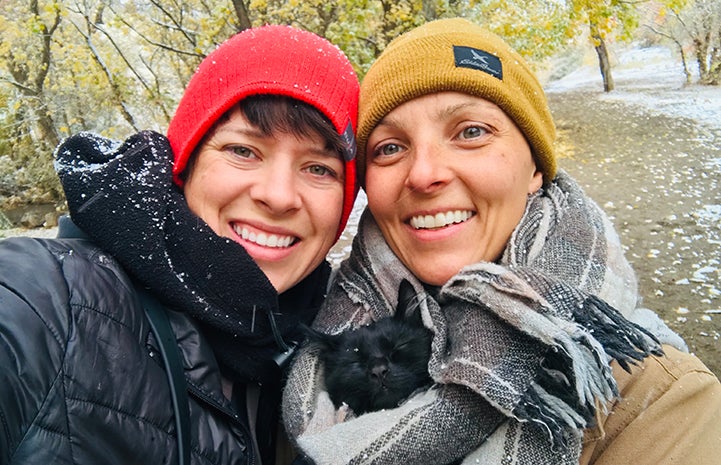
[548,89,721,376]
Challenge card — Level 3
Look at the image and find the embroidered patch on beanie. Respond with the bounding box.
[340,121,357,162]
[453,46,503,80]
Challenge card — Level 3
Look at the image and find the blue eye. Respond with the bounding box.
[372,143,404,160]
[379,143,401,156]
[460,126,485,139]
[384,144,400,155]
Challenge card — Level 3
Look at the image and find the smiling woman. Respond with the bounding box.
[0,24,359,465]
[283,18,721,465]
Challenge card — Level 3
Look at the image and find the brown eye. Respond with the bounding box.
[229,145,255,158]
[307,164,337,179]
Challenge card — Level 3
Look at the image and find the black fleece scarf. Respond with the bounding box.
[55,130,328,385]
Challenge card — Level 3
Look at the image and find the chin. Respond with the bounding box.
[416,271,455,287]
[274,279,296,294]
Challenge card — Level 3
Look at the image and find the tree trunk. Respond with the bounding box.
[695,36,711,83]
[231,0,252,31]
[704,36,720,85]
[707,62,721,85]
[34,107,60,150]
[4,4,62,149]
[590,22,614,92]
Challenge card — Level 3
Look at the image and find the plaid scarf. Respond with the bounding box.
[283,171,684,464]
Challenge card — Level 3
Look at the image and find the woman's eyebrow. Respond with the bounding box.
[375,115,404,130]
[214,125,265,138]
[437,101,501,120]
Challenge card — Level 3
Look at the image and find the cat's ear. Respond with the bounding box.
[395,279,421,324]
[301,324,340,351]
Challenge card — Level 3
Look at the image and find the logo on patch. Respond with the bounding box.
[340,120,356,161]
[453,45,502,80]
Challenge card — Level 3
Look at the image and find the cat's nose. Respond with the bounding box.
[370,364,389,380]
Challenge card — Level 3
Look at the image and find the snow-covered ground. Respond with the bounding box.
[547,45,721,276]
[546,45,721,135]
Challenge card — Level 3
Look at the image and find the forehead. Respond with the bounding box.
[392,92,507,120]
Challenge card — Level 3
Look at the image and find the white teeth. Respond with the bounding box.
[235,226,295,248]
[410,210,473,229]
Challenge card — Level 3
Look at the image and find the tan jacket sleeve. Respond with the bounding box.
[580,345,721,465]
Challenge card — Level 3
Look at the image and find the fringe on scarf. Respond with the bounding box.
[442,267,664,447]
[513,294,665,446]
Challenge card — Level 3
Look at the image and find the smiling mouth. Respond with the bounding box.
[232,225,297,248]
[409,210,475,230]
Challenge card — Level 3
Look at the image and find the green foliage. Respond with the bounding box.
[467,0,574,61]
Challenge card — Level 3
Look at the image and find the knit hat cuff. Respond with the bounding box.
[170,80,358,181]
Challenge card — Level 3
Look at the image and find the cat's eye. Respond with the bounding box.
[394,341,412,352]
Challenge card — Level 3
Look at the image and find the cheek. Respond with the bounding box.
[183,176,206,216]
[307,187,345,238]
[365,166,398,215]
[480,151,537,200]
[322,202,344,237]
[183,170,230,234]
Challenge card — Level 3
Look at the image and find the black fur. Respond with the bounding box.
[306,279,433,415]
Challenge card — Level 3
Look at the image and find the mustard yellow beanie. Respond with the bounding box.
[357,18,556,183]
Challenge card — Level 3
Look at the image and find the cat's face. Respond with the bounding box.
[311,306,433,415]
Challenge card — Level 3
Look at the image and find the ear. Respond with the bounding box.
[300,324,339,352]
[395,279,420,323]
[528,170,543,194]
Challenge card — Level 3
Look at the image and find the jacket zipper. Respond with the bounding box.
[186,381,256,465]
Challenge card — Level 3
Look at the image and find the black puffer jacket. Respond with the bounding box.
[1,131,329,465]
[0,232,254,465]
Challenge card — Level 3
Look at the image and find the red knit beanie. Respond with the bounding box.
[167,25,360,240]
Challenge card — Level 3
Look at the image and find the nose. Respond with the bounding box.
[370,360,389,380]
[250,162,302,213]
[405,143,451,194]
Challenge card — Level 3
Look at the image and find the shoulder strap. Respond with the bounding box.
[137,286,191,465]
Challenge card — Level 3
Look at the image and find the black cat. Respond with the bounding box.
[305,279,433,415]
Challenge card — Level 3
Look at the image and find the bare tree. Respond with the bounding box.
[645,23,693,84]
[69,3,140,131]
[655,0,721,85]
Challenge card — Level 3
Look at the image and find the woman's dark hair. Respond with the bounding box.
[180,95,346,181]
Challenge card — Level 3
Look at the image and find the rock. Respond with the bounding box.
[19,212,45,229]
[44,211,59,228]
